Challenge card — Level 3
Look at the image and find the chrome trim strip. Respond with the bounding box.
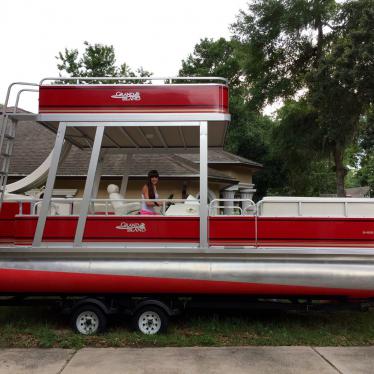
[37,114,231,123]
[2,244,374,256]
[40,76,229,85]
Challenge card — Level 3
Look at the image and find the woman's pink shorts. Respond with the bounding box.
[140,209,159,215]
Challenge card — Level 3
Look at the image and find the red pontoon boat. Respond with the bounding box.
[1,77,374,334]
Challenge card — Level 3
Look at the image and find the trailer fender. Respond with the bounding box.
[71,298,115,315]
[133,299,177,316]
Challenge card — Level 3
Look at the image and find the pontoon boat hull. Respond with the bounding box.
[1,250,374,299]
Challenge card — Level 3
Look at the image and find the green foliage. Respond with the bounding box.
[57,0,374,197]
[1,306,374,347]
[348,107,374,194]
[268,100,335,196]
[232,0,337,109]
[56,41,152,80]
[179,38,284,199]
[178,35,337,198]
[274,100,322,162]
[180,38,244,91]
[331,0,374,106]
[355,155,374,195]
[360,108,374,152]
[232,0,374,196]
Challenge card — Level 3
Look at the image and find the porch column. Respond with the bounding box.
[222,185,239,215]
[120,153,133,196]
[240,184,256,213]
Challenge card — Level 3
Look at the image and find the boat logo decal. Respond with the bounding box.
[115,222,146,232]
[363,230,374,235]
[111,91,141,102]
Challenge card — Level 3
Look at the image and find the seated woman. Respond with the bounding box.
[140,170,160,215]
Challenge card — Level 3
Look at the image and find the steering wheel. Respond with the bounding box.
[165,194,174,210]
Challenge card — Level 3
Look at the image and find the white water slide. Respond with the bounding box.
[5,142,72,194]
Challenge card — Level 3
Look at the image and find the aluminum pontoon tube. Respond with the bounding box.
[1,251,374,298]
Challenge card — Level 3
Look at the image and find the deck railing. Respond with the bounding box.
[6,197,257,217]
[257,197,374,217]
[209,199,256,216]
[6,197,374,218]
[12,198,191,216]
[39,76,228,85]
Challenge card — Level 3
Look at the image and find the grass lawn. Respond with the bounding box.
[0,306,374,348]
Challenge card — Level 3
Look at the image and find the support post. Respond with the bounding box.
[33,123,66,246]
[74,126,104,246]
[120,153,133,196]
[199,121,208,249]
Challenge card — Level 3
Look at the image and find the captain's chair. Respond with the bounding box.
[107,184,140,215]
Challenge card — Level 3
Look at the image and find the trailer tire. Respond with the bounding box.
[71,305,107,335]
[133,306,168,335]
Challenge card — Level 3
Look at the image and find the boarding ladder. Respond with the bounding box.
[0,83,39,208]
[0,113,17,206]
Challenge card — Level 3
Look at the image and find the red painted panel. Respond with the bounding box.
[0,268,373,298]
[14,216,77,243]
[39,85,229,114]
[13,216,254,244]
[13,216,200,243]
[209,216,256,245]
[0,202,30,243]
[9,215,374,247]
[257,217,374,244]
[83,216,199,242]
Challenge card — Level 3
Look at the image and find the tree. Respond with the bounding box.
[180,38,243,90]
[179,38,284,199]
[271,99,337,195]
[56,41,152,80]
[232,0,337,109]
[349,106,374,195]
[233,0,374,196]
[179,38,273,160]
[307,0,374,195]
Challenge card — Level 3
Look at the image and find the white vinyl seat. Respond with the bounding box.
[107,184,140,215]
[164,195,200,216]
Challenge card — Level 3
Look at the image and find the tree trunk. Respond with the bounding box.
[333,145,346,197]
[316,15,323,62]
[313,11,324,67]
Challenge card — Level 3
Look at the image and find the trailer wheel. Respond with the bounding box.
[133,306,168,335]
[71,305,107,335]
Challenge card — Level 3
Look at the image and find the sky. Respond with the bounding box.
[1,0,249,112]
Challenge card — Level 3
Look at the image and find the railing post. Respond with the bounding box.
[199,121,208,249]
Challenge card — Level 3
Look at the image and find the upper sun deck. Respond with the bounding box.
[3,77,231,149]
[39,82,228,115]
